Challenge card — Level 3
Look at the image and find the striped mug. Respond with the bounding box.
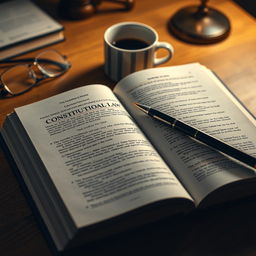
[104,22,174,82]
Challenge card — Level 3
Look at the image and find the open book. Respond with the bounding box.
[1,63,256,252]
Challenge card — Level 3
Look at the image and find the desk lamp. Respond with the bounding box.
[168,0,230,44]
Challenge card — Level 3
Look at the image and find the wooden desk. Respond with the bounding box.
[1,0,256,255]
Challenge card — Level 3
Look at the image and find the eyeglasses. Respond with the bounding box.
[0,50,71,97]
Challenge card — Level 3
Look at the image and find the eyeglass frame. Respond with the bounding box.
[0,49,71,97]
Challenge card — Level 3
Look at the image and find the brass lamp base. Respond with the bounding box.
[168,6,231,44]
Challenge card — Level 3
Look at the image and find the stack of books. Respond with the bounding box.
[0,0,64,60]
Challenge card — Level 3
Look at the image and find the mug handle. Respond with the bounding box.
[154,42,174,66]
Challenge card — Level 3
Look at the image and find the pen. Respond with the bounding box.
[134,102,256,169]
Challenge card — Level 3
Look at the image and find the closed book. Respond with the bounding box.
[0,0,64,60]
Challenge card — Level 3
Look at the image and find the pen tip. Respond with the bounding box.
[133,102,149,113]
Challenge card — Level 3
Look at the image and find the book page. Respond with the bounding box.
[114,63,256,205]
[14,84,192,227]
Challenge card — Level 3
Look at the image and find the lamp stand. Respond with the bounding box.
[168,0,231,44]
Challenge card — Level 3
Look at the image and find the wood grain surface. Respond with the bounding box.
[1,0,256,255]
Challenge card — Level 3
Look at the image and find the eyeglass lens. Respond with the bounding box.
[36,50,69,77]
[2,65,36,95]
[1,50,70,96]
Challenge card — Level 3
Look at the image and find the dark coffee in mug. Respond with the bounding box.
[112,38,149,50]
[104,22,174,81]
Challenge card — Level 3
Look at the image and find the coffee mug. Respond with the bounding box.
[104,22,174,81]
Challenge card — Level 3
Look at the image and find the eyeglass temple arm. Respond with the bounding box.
[0,58,35,63]
[0,58,70,69]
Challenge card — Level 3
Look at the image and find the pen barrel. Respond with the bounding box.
[149,108,176,124]
[195,131,256,168]
[149,107,256,168]
[177,120,256,168]
[174,120,198,136]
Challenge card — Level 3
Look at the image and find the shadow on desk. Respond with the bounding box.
[60,196,256,256]
[54,65,116,95]
[233,0,256,18]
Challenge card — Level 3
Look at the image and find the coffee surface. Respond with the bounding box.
[112,38,149,50]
